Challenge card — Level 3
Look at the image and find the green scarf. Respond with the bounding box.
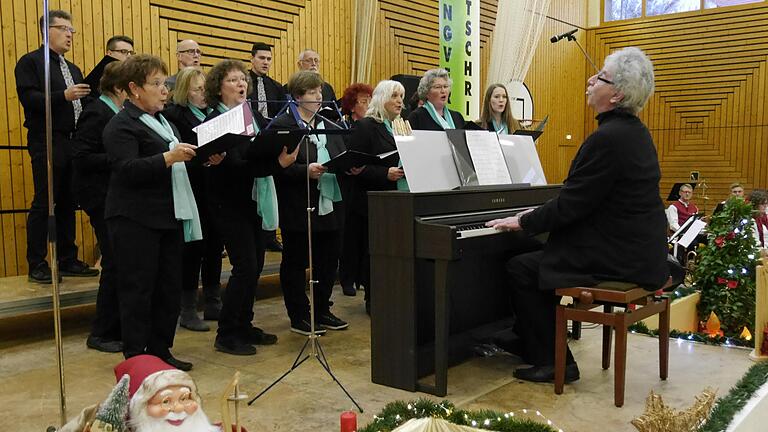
[188,104,212,122]
[383,119,409,191]
[424,101,456,130]
[137,112,202,242]
[491,119,508,135]
[311,122,342,215]
[99,94,120,114]
[216,103,279,230]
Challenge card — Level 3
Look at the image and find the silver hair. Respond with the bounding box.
[297,49,318,62]
[417,68,452,101]
[603,47,654,114]
[366,80,405,122]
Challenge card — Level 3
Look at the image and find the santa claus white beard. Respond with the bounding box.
[129,406,220,432]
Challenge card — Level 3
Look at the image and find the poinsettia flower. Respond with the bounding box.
[715,236,725,247]
[727,280,738,289]
[717,277,728,284]
[726,232,736,240]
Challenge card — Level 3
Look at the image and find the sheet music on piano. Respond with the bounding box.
[464,131,512,185]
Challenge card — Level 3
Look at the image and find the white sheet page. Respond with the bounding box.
[464,131,512,185]
[193,103,247,146]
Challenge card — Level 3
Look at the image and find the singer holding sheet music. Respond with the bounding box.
[407,68,465,130]
[486,47,669,383]
[345,80,406,314]
[103,54,220,370]
[203,60,299,356]
[479,84,522,134]
[163,67,224,332]
[273,70,350,335]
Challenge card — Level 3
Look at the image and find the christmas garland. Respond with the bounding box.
[627,321,754,348]
[698,360,768,432]
[358,399,558,432]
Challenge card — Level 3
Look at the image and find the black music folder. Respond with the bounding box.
[462,121,485,130]
[84,55,118,98]
[322,150,399,174]
[513,129,543,141]
[666,182,697,201]
[195,134,252,160]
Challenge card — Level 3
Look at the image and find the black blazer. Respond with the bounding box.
[163,103,208,199]
[103,101,179,230]
[282,81,338,103]
[72,98,119,212]
[345,117,400,216]
[248,71,287,118]
[407,106,466,130]
[203,105,281,213]
[520,109,669,291]
[272,114,346,232]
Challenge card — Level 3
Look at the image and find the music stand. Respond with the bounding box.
[247,99,362,413]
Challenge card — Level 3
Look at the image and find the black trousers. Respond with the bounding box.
[108,216,183,359]
[506,250,575,367]
[27,149,78,269]
[86,206,120,341]
[280,229,341,323]
[181,202,223,293]
[213,205,265,341]
[339,211,368,291]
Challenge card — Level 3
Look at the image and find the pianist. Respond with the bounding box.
[486,47,669,383]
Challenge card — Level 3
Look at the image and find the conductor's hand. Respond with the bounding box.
[486,216,522,232]
[164,143,197,167]
[346,166,365,176]
[387,167,405,181]
[64,84,90,101]
[308,163,327,179]
[207,153,225,166]
[278,145,300,168]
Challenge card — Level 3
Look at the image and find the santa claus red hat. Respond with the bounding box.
[114,355,199,415]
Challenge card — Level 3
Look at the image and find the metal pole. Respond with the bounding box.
[42,0,67,425]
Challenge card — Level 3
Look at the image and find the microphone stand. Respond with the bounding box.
[560,33,600,73]
[247,99,362,413]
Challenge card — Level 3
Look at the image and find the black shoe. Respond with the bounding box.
[265,237,283,252]
[60,260,100,277]
[290,319,327,336]
[179,311,210,332]
[316,312,348,330]
[341,283,357,296]
[162,355,194,371]
[86,335,123,353]
[214,337,257,356]
[365,301,371,316]
[241,327,278,345]
[28,264,53,284]
[513,363,580,383]
[203,298,222,321]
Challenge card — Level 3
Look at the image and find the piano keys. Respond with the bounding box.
[369,184,560,396]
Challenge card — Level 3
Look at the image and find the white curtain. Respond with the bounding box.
[350,0,378,84]
[486,0,552,85]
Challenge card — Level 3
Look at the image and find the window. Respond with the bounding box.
[605,0,764,21]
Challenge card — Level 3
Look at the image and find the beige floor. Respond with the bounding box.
[0,291,755,432]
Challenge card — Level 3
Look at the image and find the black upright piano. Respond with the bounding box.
[369,184,561,396]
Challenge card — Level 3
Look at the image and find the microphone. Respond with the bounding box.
[550,28,577,43]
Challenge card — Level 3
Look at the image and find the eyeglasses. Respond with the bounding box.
[301,58,320,65]
[596,71,614,85]
[223,76,248,84]
[178,49,203,56]
[110,49,135,56]
[50,25,76,34]
[144,80,167,88]
[431,84,450,90]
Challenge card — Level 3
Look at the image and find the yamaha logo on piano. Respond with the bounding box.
[491,197,506,204]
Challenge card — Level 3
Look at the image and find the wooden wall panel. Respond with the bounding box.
[0,0,585,276]
[586,4,768,207]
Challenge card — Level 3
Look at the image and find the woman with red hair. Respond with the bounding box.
[340,83,373,126]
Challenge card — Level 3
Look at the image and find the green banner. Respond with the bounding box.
[439,0,480,120]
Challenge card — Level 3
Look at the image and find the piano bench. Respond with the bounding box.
[554,281,671,407]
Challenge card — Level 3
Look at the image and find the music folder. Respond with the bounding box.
[322,150,399,174]
[513,129,543,141]
[193,102,257,160]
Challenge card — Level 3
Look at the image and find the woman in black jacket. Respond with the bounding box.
[274,70,349,335]
[204,60,298,355]
[407,68,465,130]
[72,61,126,353]
[103,54,221,370]
[163,67,223,332]
[345,80,406,313]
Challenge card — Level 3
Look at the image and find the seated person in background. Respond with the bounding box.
[666,183,698,231]
[340,83,373,126]
[479,83,522,134]
[730,182,745,198]
[749,189,768,249]
[407,68,465,130]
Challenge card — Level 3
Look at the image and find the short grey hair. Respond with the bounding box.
[297,49,318,62]
[417,68,452,101]
[603,47,654,114]
[366,80,405,122]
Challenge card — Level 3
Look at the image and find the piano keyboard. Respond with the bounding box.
[455,223,500,239]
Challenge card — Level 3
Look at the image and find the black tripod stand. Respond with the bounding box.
[247,101,362,413]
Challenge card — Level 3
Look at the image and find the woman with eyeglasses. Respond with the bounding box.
[103,54,222,370]
[203,59,299,356]
[72,61,127,354]
[163,67,224,333]
[478,84,522,134]
[407,68,465,130]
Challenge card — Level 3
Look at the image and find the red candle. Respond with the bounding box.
[340,410,357,432]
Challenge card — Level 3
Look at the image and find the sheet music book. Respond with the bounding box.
[678,219,707,248]
[464,131,512,185]
[322,150,398,174]
[193,102,256,147]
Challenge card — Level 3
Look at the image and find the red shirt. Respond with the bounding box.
[672,200,698,226]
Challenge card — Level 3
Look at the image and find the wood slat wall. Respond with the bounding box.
[586,3,768,208]
[0,0,586,276]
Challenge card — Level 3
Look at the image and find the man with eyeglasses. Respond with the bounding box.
[166,40,202,91]
[290,49,337,103]
[84,35,135,98]
[15,9,100,284]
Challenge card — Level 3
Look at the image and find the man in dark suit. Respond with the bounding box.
[289,49,337,103]
[15,9,99,283]
[486,47,669,383]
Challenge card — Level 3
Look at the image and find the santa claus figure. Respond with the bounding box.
[117,355,220,432]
